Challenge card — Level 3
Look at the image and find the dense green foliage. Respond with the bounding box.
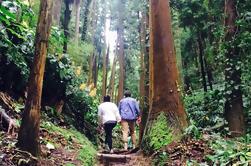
[0,0,99,142]
[171,0,251,133]
[206,134,251,165]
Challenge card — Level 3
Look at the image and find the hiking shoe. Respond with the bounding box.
[124,143,128,151]
[110,149,114,153]
[105,144,110,152]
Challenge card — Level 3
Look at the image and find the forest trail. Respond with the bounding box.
[97,150,151,166]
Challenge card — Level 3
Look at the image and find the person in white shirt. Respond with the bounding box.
[98,95,121,153]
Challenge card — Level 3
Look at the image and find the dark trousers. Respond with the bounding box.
[104,121,117,150]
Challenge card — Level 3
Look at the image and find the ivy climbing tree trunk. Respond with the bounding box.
[143,0,187,141]
[81,0,92,41]
[63,0,73,53]
[224,0,245,136]
[16,0,53,157]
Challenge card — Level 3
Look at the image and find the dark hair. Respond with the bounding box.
[124,90,131,97]
[103,95,111,102]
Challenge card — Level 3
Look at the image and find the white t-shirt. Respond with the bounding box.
[98,102,121,124]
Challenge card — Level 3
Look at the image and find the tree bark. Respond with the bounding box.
[87,0,98,86]
[224,0,245,136]
[204,57,213,90]
[197,33,207,92]
[144,0,187,136]
[102,46,109,97]
[17,0,53,156]
[87,52,94,85]
[108,39,119,102]
[92,53,98,87]
[63,0,73,53]
[138,12,147,145]
[108,54,117,102]
[74,0,81,43]
[116,0,125,103]
[52,0,62,26]
[81,0,92,41]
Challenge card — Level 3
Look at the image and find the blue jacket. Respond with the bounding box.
[118,97,140,120]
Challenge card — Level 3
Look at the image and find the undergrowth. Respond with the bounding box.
[142,113,173,155]
[41,122,97,166]
[206,133,251,165]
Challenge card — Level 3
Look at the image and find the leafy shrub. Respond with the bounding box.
[184,89,225,129]
[184,120,202,140]
[152,151,169,166]
[142,113,173,154]
[206,134,251,165]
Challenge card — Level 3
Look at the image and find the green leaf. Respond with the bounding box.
[240,156,246,162]
[246,152,251,157]
[46,142,55,150]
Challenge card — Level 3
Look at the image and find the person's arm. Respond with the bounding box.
[134,100,141,124]
[134,100,140,117]
[118,101,121,115]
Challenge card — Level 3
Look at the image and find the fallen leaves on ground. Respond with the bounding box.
[0,129,82,166]
[152,136,213,166]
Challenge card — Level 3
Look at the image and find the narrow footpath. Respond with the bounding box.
[97,149,151,166]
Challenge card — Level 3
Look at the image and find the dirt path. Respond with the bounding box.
[97,150,151,166]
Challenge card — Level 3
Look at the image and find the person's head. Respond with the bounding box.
[103,95,111,102]
[124,90,131,97]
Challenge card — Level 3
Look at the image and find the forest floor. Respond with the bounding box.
[0,92,96,166]
[0,121,97,166]
[0,130,83,166]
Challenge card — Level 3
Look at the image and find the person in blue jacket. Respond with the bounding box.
[118,90,141,150]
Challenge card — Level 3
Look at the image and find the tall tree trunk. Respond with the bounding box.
[87,0,98,86]
[224,0,245,136]
[144,0,187,138]
[108,54,117,102]
[17,0,53,157]
[138,12,147,145]
[117,0,125,103]
[52,0,62,26]
[204,57,213,90]
[102,46,109,97]
[108,40,119,101]
[197,33,207,92]
[74,0,81,43]
[92,53,98,87]
[87,52,94,85]
[63,0,73,53]
[81,0,92,41]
